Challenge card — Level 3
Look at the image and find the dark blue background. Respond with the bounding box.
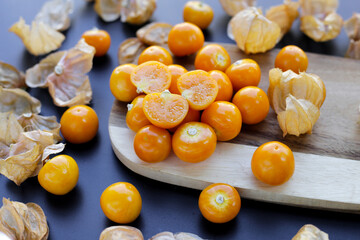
[0,0,359,239]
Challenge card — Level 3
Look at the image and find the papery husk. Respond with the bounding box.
[25,51,66,88]
[150,231,204,240]
[0,87,41,116]
[219,0,256,17]
[266,0,300,37]
[17,113,62,142]
[0,112,23,149]
[344,13,360,59]
[120,0,157,25]
[0,61,25,89]
[99,226,144,240]
[292,224,329,240]
[268,68,326,113]
[300,12,342,42]
[9,17,65,56]
[0,127,65,185]
[278,94,320,137]
[228,7,281,54]
[0,198,49,240]
[136,22,172,45]
[344,13,360,40]
[118,37,147,64]
[35,0,74,31]
[345,40,360,59]
[268,68,326,137]
[299,0,338,16]
[94,0,122,22]
[46,39,95,107]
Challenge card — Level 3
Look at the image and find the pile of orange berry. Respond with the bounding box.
[109,17,309,222]
[110,22,271,164]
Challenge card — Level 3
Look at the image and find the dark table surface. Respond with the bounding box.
[1,0,359,239]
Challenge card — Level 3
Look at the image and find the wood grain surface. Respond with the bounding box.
[109,43,360,212]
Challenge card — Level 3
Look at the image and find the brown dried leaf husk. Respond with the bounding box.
[228,7,281,54]
[299,0,338,16]
[136,22,172,45]
[17,113,62,142]
[120,0,157,25]
[0,198,49,240]
[0,61,25,89]
[94,0,122,22]
[25,51,66,88]
[47,39,95,107]
[9,17,65,56]
[0,112,23,152]
[344,14,360,59]
[0,128,65,185]
[99,226,144,240]
[35,0,74,31]
[0,198,25,240]
[345,39,360,59]
[268,68,326,114]
[219,0,256,17]
[150,231,204,240]
[266,0,299,37]
[292,224,329,240]
[344,13,360,40]
[278,94,320,137]
[118,37,147,65]
[0,87,41,116]
[300,12,343,42]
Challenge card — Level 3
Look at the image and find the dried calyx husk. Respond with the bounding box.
[150,231,204,240]
[94,0,122,22]
[0,87,41,116]
[268,68,326,137]
[299,0,343,42]
[9,17,65,56]
[9,0,73,56]
[0,112,64,185]
[17,113,62,142]
[0,61,25,89]
[118,21,172,65]
[344,13,360,59]
[94,0,156,25]
[219,0,256,17]
[99,226,144,240]
[118,37,147,65]
[0,87,64,185]
[121,0,157,25]
[266,0,300,38]
[292,224,329,240]
[136,22,173,46]
[227,7,281,54]
[0,198,49,240]
[26,39,95,107]
[35,0,73,31]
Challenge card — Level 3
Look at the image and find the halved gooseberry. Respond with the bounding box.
[130,61,171,94]
[142,91,189,129]
[177,70,218,110]
[126,95,151,132]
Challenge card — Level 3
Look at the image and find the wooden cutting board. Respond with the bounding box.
[109,43,360,213]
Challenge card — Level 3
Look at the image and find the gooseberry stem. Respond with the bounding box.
[187,128,198,136]
[216,194,224,204]
[54,64,63,75]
